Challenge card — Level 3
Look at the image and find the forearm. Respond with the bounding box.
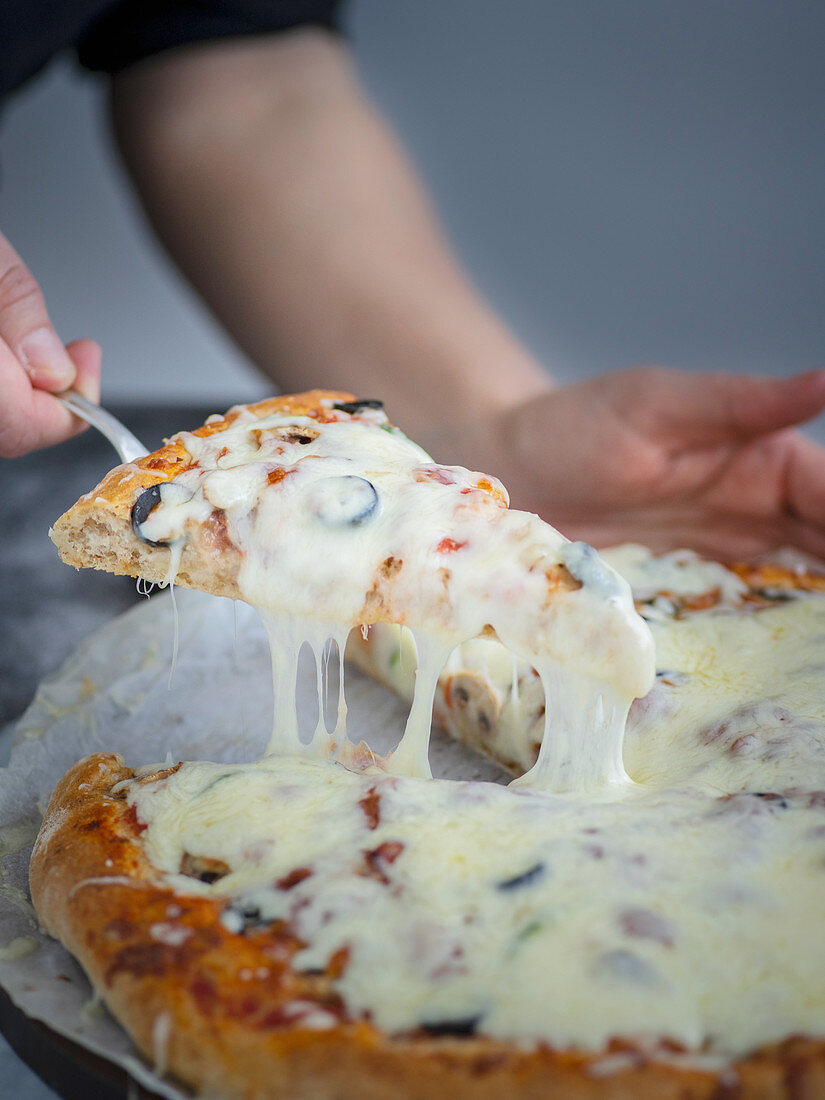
[109,30,549,455]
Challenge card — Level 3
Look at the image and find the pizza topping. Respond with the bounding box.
[179,853,230,884]
[496,862,546,891]
[131,485,165,545]
[414,466,459,487]
[276,867,313,890]
[618,907,674,947]
[222,901,270,933]
[131,482,203,548]
[331,399,385,414]
[594,949,659,986]
[325,945,351,978]
[420,1015,483,1038]
[362,840,404,884]
[257,426,320,446]
[307,475,379,527]
[437,537,466,554]
[125,751,825,1056]
[603,545,749,611]
[123,805,147,835]
[358,788,381,829]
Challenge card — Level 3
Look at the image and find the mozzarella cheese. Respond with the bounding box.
[135,401,654,791]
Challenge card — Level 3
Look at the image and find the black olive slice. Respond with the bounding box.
[332,399,384,414]
[310,475,379,527]
[132,481,195,545]
[561,541,616,597]
[496,861,546,891]
[752,792,790,808]
[420,1015,483,1038]
[131,484,166,546]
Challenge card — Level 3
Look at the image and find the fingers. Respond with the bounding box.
[0,336,102,457]
[783,432,825,530]
[621,367,825,451]
[0,233,103,457]
[0,231,76,391]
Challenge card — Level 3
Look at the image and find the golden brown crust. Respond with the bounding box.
[727,561,825,595]
[30,755,825,1099]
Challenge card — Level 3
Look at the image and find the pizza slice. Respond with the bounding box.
[50,390,654,791]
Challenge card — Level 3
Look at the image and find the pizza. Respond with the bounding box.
[49,389,653,786]
[29,552,825,1098]
[32,392,825,1098]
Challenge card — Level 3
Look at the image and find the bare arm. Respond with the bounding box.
[108,29,548,451]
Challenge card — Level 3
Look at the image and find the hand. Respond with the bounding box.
[0,231,101,458]
[486,367,825,559]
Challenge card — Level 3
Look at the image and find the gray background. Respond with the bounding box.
[2,1,824,1095]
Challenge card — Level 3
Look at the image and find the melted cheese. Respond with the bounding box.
[129,746,825,1057]
[135,403,654,791]
[363,550,825,794]
[626,594,825,791]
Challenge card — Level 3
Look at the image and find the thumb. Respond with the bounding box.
[632,368,825,450]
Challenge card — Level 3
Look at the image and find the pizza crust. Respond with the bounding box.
[49,391,355,600]
[29,754,825,1100]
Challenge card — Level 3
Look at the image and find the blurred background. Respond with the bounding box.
[2,0,823,411]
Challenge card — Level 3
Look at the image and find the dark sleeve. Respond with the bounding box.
[76,0,345,76]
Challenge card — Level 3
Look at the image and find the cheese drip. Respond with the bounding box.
[357,549,825,794]
[260,613,350,756]
[135,403,654,790]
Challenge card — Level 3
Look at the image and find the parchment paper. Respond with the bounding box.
[0,589,505,1098]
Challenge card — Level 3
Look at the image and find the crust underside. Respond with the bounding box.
[50,392,359,601]
[29,755,825,1100]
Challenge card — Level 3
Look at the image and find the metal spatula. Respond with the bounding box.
[56,391,148,463]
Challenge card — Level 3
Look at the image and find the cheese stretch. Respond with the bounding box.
[134,400,654,792]
[361,546,825,794]
[123,554,825,1060]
